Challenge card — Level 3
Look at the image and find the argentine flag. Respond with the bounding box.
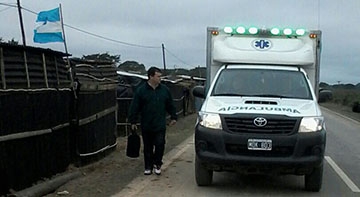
[33,7,64,43]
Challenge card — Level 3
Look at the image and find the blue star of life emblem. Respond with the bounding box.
[252,39,272,50]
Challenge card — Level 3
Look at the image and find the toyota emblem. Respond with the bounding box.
[253,117,267,127]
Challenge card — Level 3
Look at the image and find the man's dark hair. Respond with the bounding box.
[147,67,162,78]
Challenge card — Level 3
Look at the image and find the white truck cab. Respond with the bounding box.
[194,26,326,192]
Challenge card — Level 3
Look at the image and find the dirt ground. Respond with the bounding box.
[15,102,360,197]
[38,113,197,197]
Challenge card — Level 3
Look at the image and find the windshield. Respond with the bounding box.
[211,68,313,100]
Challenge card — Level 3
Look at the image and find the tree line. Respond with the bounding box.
[320,82,360,90]
[72,52,206,78]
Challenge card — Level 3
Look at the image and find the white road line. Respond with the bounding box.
[320,107,360,125]
[325,156,360,193]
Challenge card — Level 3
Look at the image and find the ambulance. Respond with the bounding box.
[193,26,326,191]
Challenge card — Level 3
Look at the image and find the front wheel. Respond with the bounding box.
[305,164,323,192]
[195,156,213,186]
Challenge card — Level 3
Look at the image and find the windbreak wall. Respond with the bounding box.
[0,44,71,193]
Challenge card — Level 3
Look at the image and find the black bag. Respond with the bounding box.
[126,130,140,158]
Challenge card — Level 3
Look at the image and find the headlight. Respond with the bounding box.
[198,112,222,130]
[298,117,325,133]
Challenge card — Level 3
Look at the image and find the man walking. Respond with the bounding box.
[128,67,177,175]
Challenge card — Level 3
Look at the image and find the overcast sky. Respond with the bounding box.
[1,0,359,84]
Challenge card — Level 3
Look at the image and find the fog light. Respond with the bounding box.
[311,146,322,156]
[197,141,208,151]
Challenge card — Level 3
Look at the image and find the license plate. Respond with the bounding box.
[247,139,272,151]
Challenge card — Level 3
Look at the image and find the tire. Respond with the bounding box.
[305,164,323,192]
[195,156,213,186]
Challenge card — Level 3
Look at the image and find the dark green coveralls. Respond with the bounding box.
[128,82,177,170]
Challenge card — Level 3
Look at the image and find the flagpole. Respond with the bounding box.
[59,4,76,97]
[16,0,26,46]
[59,4,69,55]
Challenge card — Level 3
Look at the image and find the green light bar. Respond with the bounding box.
[270,28,280,35]
[236,26,246,34]
[283,28,292,35]
[296,29,305,36]
[224,26,233,34]
[223,25,307,36]
[248,27,258,34]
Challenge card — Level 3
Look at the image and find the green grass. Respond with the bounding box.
[319,88,360,122]
[329,89,360,107]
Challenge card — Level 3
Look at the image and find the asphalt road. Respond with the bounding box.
[114,107,360,197]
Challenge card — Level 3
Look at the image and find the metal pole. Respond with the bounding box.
[16,0,26,46]
[162,43,166,73]
[59,4,69,55]
[59,4,74,91]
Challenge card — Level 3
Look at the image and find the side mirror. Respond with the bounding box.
[192,86,205,98]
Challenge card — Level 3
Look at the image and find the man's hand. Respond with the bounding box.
[169,119,177,126]
[131,124,138,131]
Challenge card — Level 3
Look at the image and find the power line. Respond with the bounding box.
[21,6,36,14]
[64,24,160,49]
[0,2,16,12]
[164,47,193,68]
[0,2,17,7]
[0,6,11,12]
[2,4,195,68]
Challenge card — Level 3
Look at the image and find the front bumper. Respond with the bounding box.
[195,124,326,175]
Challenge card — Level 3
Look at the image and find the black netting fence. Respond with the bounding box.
[0,90,71,192]
[115,73,199,137]
[0,44,72,194]
[0,43,205,195]
[70,60,118,165]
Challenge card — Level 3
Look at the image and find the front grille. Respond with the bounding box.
[223,116,299,134]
